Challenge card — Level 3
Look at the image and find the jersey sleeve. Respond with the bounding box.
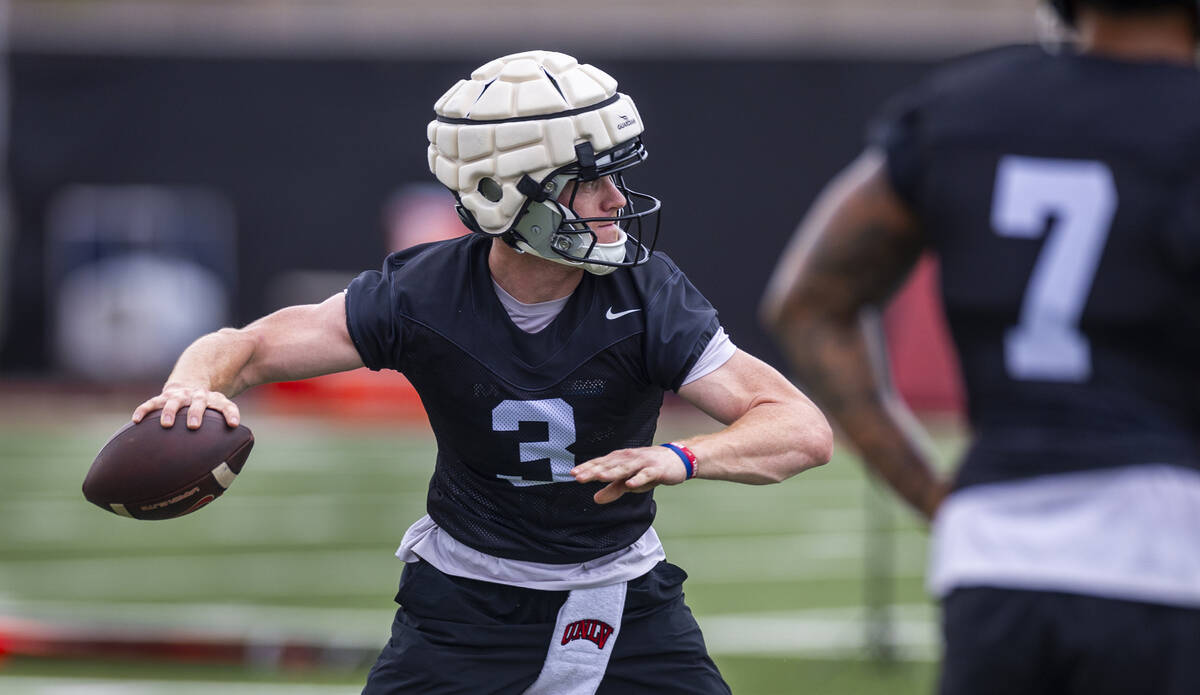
[344,256,404,371]
[680,327,737,386]
[867,84,929,210]
[642,260,721,392]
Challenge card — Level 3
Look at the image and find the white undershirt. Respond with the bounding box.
[929,464,1200,608]
[397,515,666,590]
[492,281,572,334]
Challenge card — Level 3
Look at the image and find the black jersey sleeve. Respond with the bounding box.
[640,255,721,391]
[344,256,404,372]
[867,85,928,210]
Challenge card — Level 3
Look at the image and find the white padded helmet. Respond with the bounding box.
[427,50,661,275]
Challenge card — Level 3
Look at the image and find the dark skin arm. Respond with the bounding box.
[760,149,949,520]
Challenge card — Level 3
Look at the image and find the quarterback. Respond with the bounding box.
[134,51,832,694]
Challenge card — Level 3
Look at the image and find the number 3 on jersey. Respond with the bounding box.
[492,398,576,487]
[991,156,1117,382]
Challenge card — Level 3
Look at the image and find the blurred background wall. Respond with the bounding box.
[0,0,1039,410]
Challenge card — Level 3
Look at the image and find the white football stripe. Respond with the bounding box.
[212,462,238,489]
[0,600,939,662]
[108,503,133,518]
[702,609,938,657]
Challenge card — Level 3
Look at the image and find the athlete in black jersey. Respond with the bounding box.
[762,2,1200,694]
[132,51,832,694]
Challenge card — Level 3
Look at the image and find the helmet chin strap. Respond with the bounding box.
[512,228,628,276]
[576,229,628,275]
[508,176,630,275]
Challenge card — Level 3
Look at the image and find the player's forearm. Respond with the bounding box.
[676,396,832,485]
[170,297,365,398]
[164,327,260,398]
[774,310,944,518]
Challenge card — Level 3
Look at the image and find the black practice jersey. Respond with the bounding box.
[345,235,720,563]
[872,45,1200,488]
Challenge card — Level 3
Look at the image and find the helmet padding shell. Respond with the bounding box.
[427,51,646,238]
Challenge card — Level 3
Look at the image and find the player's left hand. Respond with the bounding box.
[571,446,690,504]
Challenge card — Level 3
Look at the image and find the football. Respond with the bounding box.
[83,407,254,520]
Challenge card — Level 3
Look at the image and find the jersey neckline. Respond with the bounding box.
[468,236,601,371]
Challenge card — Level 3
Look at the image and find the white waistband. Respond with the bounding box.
[396,515,666,591]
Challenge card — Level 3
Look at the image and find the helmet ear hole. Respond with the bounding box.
[478,177,503,203]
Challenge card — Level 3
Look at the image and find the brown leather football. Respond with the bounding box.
[83,407,254,520]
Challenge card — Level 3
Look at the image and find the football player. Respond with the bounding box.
[761,2,1200,693]
[133,51,832,694]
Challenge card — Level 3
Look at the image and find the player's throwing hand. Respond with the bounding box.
[132,384,240,430]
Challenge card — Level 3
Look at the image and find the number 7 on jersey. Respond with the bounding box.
[991,155,1117,382]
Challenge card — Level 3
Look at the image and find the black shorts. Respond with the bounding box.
[362,560,730,695]
[940,586,1200,695]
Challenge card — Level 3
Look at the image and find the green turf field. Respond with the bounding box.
[0,400,959,694]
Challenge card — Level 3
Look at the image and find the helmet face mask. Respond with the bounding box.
[506,140,661,275]
[427,51,662,275]
[556,171,661,268]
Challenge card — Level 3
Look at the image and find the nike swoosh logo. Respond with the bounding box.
[606,307,642,320]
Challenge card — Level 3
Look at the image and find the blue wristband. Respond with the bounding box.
[660,442,695,479]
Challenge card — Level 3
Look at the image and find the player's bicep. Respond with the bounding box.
[677,349,809,426]
[761,149,925,327]
[241,292,364,385]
